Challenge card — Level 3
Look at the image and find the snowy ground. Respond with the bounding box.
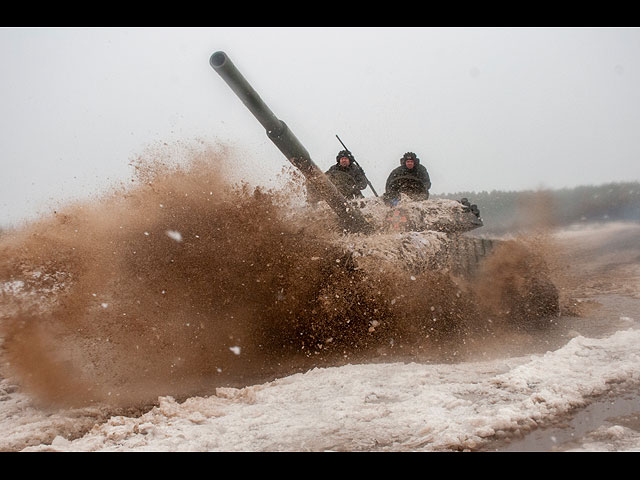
[2,222,640,452]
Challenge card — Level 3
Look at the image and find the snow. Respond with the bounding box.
[1,326,637,452]
[165,230,183,242]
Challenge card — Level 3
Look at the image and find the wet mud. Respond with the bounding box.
[0,146,564,408]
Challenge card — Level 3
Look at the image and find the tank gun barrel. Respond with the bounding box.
[209,51,371,234]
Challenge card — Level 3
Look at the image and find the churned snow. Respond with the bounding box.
[1,326,636,452]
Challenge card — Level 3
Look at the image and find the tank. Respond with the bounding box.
[213,53,491,272]
[210,51,560,319]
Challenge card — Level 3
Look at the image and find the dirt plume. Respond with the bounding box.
[0,143,562,408]
[469,237,560,327]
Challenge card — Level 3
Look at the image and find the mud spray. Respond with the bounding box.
[0,144,562,408]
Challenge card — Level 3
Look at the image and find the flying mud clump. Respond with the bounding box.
[0,145,560,408]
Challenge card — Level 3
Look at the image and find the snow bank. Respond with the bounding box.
[19,328,640,452]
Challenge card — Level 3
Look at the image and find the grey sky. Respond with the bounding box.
[1,27,639,227]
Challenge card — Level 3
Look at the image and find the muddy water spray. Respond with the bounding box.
[0,147,561,407]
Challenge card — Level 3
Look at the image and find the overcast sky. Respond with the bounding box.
[1,27,639,227]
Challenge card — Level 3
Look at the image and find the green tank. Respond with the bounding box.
[211,52,498,273]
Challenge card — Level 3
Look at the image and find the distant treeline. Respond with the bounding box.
[435,181,640,234]
[2,182,639,237]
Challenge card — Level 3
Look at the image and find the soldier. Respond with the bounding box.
[384,152,431,204]
[324,150,368,200]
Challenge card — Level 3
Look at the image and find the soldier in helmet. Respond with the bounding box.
[324,150,368,200]
[383,152,431,204]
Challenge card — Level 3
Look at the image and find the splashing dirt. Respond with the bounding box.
[0,144,562,408]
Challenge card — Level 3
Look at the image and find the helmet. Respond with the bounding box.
[336,150,353,164]
[401,152,420,166]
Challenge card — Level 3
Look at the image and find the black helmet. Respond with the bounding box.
[336,150,353,164]
[401,152,420,166]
